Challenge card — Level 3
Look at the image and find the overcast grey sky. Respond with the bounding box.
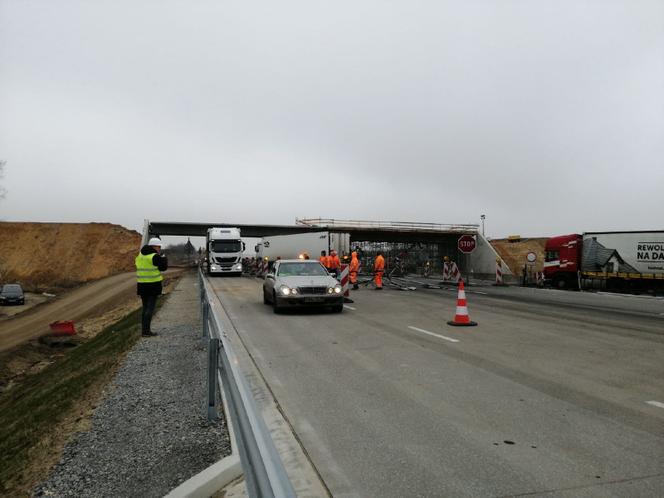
[1,0,662,238]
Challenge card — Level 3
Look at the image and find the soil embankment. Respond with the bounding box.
[0,222,141,291]
[0,221,141,350]
[491,237,549,274]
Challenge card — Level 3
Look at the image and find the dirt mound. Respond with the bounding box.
[491,237,549,275]
[0,222,141,291]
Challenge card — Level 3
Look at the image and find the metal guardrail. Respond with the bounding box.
[198,269,296,498]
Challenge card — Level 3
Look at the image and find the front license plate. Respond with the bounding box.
[304,297,325,303]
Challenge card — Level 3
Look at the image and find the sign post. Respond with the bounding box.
[458,235,476,285]
[526,251,537,285]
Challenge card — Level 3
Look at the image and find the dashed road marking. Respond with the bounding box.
[646,400,664,409]
[408,325,460,343]
[344,305,356,310]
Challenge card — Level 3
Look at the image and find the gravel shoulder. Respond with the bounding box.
[34,271,231,497]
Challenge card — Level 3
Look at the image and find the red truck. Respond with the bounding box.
[544,231,664,292]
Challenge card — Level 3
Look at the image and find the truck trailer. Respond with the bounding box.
[544,231,664,292]
[206,227,245,276]
[255,231,350,262]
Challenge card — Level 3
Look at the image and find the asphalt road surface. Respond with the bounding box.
[209,276,664,497]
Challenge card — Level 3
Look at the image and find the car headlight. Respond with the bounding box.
[279,286,292,296]
[333,285,343,294]
[233,263,242,270]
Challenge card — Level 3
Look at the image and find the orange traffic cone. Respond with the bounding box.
[447,280,478,327]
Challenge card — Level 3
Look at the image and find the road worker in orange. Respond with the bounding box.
[374,251,385,290]
[320,250,329,269]
[329,250,341,277]
[349,251,360,290]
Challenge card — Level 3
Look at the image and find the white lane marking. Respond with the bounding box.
[344,305,356,310]
[471,290,488,295]
[597,292,664,301]
[646,400,664,409]
[408,326,460,343]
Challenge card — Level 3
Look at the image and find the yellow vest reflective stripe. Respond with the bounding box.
[135,253,163,283]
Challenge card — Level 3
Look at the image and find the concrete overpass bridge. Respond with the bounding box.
[142,218,506,278]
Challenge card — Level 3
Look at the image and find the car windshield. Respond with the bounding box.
[277,262,328,277]
[211,240,242,253]
[2,285,22,295]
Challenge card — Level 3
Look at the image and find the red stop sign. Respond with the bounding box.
[458,235,476,254]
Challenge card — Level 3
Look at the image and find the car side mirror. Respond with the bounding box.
[266,273,275,279]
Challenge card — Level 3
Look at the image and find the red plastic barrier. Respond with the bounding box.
[49,320,76,336]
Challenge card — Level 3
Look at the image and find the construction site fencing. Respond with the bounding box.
[351,240,467,276]
[198,269,296,498]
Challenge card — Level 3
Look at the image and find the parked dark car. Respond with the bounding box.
[0,284,25,305]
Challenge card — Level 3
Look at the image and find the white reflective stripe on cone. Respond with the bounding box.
[455,306,469,315]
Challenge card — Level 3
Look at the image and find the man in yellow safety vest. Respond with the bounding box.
[135,237,168,337]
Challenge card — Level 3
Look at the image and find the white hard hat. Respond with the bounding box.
[148,237,163,247]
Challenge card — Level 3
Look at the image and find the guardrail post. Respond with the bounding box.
[199,270,207,339]
[199,272,204,310]
[207,337,220,421]
[202,301,209,339]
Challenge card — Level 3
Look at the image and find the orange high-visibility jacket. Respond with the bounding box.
[320,255,330,268]
[374,255,385,272]
[329,254,341,270]
[349,252,360,273]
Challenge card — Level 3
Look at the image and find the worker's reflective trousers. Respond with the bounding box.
[374,270,384,289]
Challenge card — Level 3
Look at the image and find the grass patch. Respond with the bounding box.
[0,303,153,496]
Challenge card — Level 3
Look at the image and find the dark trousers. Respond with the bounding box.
[140,295,158,333]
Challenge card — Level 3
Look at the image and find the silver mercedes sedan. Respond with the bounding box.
[262,259,344,313]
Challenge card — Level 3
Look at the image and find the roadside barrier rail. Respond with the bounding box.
[296,217,479,233]
[198,269,296,498]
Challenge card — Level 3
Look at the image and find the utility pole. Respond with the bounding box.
[480,214,486,237]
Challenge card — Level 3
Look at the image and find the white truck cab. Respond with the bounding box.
[207,227,244,276]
